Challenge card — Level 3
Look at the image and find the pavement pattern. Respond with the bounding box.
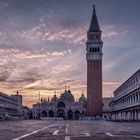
[0,120,140,140]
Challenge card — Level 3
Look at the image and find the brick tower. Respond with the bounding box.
[86,5,103,117]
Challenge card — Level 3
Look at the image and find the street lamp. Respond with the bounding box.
[39,91,41,119]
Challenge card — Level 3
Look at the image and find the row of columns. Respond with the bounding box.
[113,91,140,110]
[112,109,140,121]
[33,109,85,119]
[115,73,140,99]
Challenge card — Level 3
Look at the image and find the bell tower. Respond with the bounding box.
[86,5,103,117]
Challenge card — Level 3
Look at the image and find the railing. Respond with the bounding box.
[112,101,140,111]
[114,84,140,101]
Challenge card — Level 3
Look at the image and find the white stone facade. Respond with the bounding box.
[111,69,140,121]
[102,97,112,120]
[0,91,24,120]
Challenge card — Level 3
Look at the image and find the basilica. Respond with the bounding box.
[32,89,87,120]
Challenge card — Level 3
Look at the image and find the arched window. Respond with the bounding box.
[94,48,97,52]
[90,48,93,52]
[57,109,65,118]
[74,110,81,120]
[41,111,47,117]
[97,47,100,52]
[57,101,66,108]
[49,110,54,117]
[68,110,73,120]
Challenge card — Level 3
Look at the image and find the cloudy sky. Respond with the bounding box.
[0,0,140,107]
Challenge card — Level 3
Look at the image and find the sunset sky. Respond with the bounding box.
[0,0,140,107]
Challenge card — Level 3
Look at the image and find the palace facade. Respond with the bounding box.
[0,91,31,120]
[0,91,23,120]
[110,69,140,121]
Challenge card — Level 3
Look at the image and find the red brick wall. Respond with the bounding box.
[87,59,102,116]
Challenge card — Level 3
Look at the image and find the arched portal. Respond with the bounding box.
[57,101,65,108]
[41,111,47,117]
[57,109,65,118]
[81,111,85,116]
[74,110,81,120]
[49,110,54,117]
[68,110,73,120]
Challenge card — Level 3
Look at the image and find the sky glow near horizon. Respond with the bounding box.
[0,0,140,107]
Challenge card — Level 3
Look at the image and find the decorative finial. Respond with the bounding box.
[17,90,19,95]
[65,85,67,92]
[41,97,43,103]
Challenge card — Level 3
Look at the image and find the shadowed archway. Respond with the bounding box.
[57,101,66,108]
[49,110,54,117]
[41,111,47,117]
[74,110,81,120]
[57,109,65,119]
[68,110,73,120]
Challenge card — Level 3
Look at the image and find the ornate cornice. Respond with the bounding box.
[86,54,103,60]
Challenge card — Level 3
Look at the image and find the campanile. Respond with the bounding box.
[86,5,103,117]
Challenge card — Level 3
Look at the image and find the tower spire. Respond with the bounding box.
[89,5,100,32]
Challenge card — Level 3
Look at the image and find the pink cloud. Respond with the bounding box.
[102,25,128,39]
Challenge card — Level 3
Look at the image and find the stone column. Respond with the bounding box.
[136,110,138,121]
[130,111,132,121]
[138,91,140,102]
[138,110,140,120]
[127,112,130,120]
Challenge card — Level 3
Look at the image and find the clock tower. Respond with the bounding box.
[86,5,103,117]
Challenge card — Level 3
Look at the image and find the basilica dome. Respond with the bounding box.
[60,89,75,102]
[79,94,87,103]
[51,95,59,103]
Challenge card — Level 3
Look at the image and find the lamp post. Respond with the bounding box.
[39,91,41,119]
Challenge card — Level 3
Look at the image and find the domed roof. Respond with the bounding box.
[60,90,75,102]
[79,94,87,103]
[51,95,59,103]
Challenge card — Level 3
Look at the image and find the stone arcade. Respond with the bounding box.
[111,69,140,121]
